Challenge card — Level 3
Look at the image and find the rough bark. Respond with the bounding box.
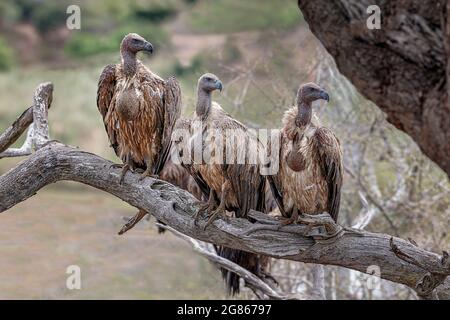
[0,82,53,153]
[298,0,450,177]
[0,141,448,299]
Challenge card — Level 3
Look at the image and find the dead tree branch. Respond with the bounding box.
[156,223,305,300]
[0,82,449,300]
[0,82,53,158]
[0,141,448,299]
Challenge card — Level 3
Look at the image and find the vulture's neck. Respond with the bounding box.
[121,48,137,78]
[296,100,312,130]
[196,89,212,120]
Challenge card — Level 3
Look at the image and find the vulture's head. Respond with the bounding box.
[198,73,223,93]
[120,33,154,54]
[297,82,329,104]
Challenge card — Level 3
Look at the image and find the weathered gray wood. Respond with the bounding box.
[32,82,53,149]
[0,82,53,154]
[0,126,34,158]
[0,141,448,299]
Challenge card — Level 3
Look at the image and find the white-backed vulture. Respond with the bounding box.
[97,33,181,233]
[268,82,343,224]
[173,73,269,295]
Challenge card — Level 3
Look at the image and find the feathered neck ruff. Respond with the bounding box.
[121,48,138,78]
[196,88,212,120]
[282,105,320,140]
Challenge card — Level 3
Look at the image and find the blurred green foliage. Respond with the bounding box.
[65,23,168,58]
[0,0,71,32]
[189,0,302,33]
[0,36,14,71]
[65,0,177,58]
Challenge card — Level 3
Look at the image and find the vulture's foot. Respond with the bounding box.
[118,164,131,184]
[118,209,147,235]
[278,208,299,226]
[194,203,212,226]
[139,169,158,181]
[110,163,124,169]
[203,208,226,230]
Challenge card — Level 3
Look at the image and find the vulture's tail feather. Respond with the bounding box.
[156,220,166,234]
[216,246,260,295]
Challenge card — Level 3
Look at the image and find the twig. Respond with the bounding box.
[156,223,302,300]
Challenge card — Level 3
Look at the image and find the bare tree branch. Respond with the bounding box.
[156,223,305,300]
[0,126,34,158]
[0,82,53,155]
[1,82,449,300]
[0,140,448,299]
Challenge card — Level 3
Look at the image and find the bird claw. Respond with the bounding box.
[118,164,130,185]
[278,216,298,227]
[194,203,210,226]
[203,208,226,230]
[139,170,158,181]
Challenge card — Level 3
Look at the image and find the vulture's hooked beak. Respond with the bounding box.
[143,42,154,54]
[215,80,223,92]
[319,90,329,102]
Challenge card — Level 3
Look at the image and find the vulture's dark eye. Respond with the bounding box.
[205,77,212,81]
[132,38,141,44]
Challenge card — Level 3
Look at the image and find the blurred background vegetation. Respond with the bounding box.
[0,0,448,300]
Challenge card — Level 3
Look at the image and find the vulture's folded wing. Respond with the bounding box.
[266,133,287,217]
[226,163,266,218]
[313,127,343,222]
[154,76,181,175]
[96,64,120,156]
[267,174,287,217]
[222,122,266,217]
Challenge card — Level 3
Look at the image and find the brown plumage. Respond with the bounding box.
[173,73,268,295]
[97,33,181,234]
[97,33,181,178]
[160,153,203,201]
[268,82,343,224]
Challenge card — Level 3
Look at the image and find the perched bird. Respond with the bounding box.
[97,33,181,233]
[174,73,269,295]
[268,83,343,224]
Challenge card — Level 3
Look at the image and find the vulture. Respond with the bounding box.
[268,82,343,224]
[173,73,269,295]
[97,33,181,233]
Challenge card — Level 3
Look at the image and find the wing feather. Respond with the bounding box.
[96,64,120,157]
[313,127,343,222]
[219,118,266,217]
[154,76,181,175]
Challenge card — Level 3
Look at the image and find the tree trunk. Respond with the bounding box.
[298,0,450,177]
